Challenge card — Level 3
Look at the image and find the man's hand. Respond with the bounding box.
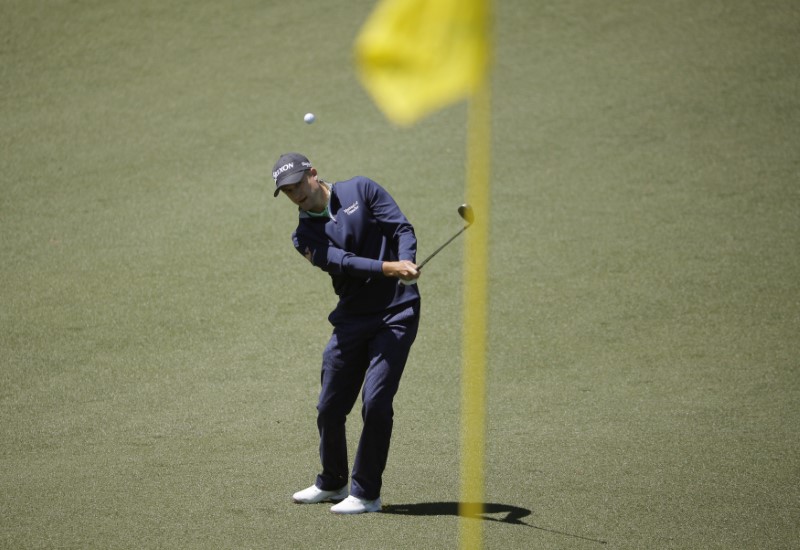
[382,260,420,284]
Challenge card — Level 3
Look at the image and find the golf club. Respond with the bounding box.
[417,204,474,270]
[401,204,474,285]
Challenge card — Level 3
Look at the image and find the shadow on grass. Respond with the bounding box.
[382,502,607,545]
[383,502,532,525]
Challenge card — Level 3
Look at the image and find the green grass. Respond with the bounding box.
[2,1,798,548]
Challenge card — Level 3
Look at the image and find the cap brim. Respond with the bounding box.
[273,170,306,197]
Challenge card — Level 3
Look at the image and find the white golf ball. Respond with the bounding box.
[304,112,316,124]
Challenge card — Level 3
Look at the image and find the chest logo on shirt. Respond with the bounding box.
[343,201,359,215]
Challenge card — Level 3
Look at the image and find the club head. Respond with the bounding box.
[458,204,475,226]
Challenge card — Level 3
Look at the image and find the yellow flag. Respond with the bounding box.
[355,0,489,126]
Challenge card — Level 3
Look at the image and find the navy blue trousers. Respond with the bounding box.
[315,300,420,500]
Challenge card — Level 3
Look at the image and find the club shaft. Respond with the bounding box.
[417,225,469,270]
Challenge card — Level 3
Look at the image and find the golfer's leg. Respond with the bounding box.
[316,327,367,490]
[351,303,420,500]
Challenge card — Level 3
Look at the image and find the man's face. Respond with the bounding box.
[279,169,327,213]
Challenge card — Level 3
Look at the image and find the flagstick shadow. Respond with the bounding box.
[381,502,607,545]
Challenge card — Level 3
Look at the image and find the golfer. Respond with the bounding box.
[272,152,421,514]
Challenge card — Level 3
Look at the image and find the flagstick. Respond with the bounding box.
[458,77,491,549]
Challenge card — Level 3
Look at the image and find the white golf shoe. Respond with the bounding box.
[330,495,382,514]
[292,484,348,504]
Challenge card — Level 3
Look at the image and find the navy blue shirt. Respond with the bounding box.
[292,176,421,320]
